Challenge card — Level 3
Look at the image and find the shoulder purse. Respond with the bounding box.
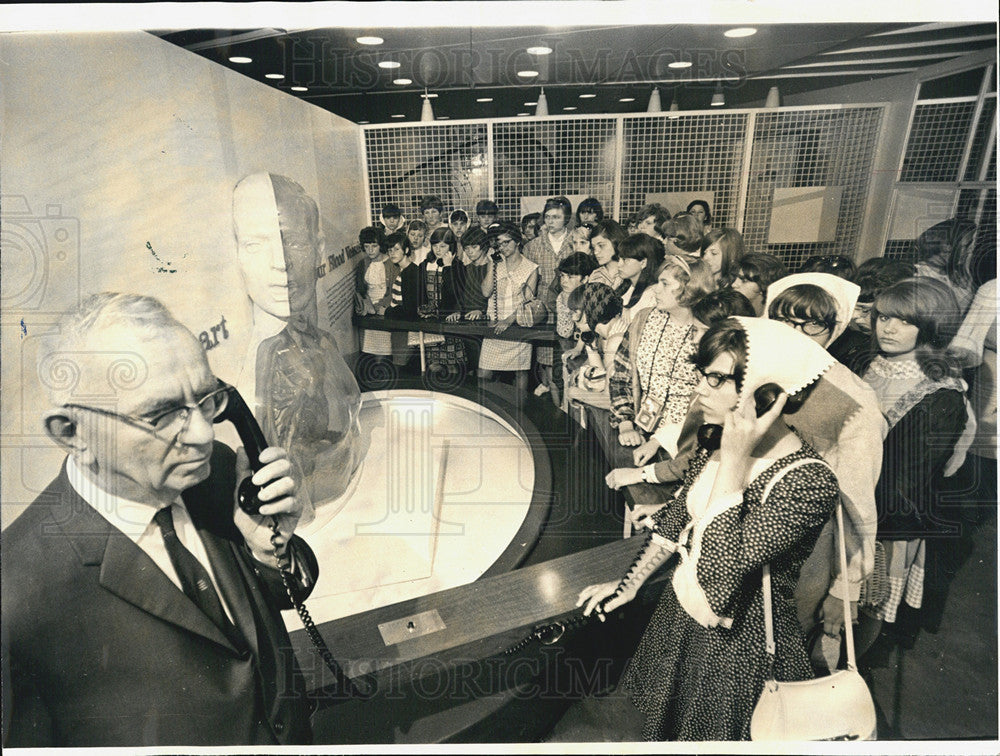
[750,502,878,741]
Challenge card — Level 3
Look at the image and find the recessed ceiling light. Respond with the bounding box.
[229,56,252,64]
[619,97,635,103]
[291,86,308,92]
[563,106,577,111]
[436,116,450,120]
[265,73,284,80]
[579,93,597,99]
[356,36,384,46]
[724,27,757,38]
[517,70,539,78]
[391,114,406,118]
[527,46,553,56]
[358,120,369,124]
[524,101,537,106]
[517,112,529,116]
[668,61,693,69]
[378,61,401,70]
[393,78,412,85]
[476,97,493,103]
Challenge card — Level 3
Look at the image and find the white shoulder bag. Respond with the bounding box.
[750,502,878,741]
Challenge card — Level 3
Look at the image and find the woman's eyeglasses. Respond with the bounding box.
[773,316,831,337]
[696,367,737,388]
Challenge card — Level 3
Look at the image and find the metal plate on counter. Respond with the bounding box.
[378,609,447,645]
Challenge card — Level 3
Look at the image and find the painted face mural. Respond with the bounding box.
[233,173,363,518]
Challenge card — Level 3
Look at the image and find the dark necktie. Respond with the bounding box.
[153,506,244,649]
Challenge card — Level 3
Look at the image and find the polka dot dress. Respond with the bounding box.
[620,443,839,741]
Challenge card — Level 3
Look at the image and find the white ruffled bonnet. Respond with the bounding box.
[731,316,836,411]
[764,272,861,343]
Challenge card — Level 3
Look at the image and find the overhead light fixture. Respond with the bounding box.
[619,96,635,103]
[378,61,401,69]
[579,93,597,99]
[424,92,438,98]
[291,86,308,92]
[265,73,284,80]
[711,82,725,107]
[229,56,252,64]
[668,61,692,69]
[647,87,662,113]
[524,101,537,106]
[356,36,384,46]
[476,97,493,103]
[535,88,549,117]
[765,86,781,108]
[421,89,435,121]
[517,70,539,78]
[724,27,757,38]
[391,114,406,118]
[563,106,577,111]
[437,116,450,120]
[393,78,412,86]
[517,112,530,116]
[527,45,553,56]
[358,120,370,124]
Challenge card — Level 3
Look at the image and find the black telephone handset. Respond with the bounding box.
[214,383,268,516]
[697,382,784,452]
[213,382,365,700]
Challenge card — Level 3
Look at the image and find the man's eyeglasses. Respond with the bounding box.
[63,383,230,441]
[773,316,831,337]
[696,367,738,388]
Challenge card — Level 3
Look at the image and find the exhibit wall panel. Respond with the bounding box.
[0,31,366,527]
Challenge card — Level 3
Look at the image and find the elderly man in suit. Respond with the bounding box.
[2,292,319,747]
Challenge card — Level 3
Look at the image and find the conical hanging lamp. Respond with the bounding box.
[647,86,662,113]
[535,87,549,117]
[420,89,435,121]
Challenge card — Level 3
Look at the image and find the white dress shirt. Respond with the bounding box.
[66,456,235,622]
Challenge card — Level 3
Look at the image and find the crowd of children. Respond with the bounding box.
[352,193,996,684]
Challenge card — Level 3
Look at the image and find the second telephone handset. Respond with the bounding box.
[697,382,784,452]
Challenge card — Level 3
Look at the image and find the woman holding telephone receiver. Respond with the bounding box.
[578,317,841,741]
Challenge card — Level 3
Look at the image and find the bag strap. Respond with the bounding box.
[763,501,857,675]
[836,502,858,672]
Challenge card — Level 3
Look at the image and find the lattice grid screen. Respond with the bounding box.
[364,123,489,223]
[491,118,618,222]
[620,113,748,227]
[974,187,996,255]
[963,96,996,181]
[362,106,886,265]
[900,102,977,182]
[741,107,884,270]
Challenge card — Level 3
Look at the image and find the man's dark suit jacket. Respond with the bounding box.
[2,442,319,747]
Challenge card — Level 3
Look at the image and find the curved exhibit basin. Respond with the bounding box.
[283,388,546,630]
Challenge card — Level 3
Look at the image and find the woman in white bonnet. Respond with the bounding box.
[578,317,840,740]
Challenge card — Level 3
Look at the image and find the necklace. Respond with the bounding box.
[642,311,695,392]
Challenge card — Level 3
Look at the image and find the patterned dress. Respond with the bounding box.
[420,260,467,369]
[526,230,573,367]
[609,308,701,453]
[621,443,839,741]
[361,260,392,356]
[479,254,538,371]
